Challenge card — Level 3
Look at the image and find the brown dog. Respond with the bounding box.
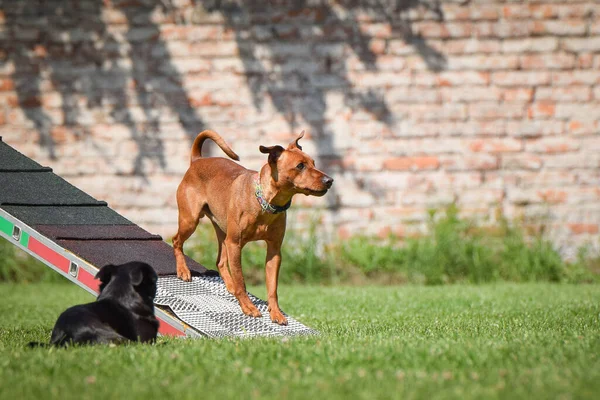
[173,130,333,325]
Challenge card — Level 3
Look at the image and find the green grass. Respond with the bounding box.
[1,282,599,399]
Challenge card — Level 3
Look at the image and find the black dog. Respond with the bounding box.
[37,261,159,347]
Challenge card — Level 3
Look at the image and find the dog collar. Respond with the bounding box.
[254,176,291,214]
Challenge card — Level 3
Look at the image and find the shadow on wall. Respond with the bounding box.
[1,0,446,194]
[199,0,446,210]
[1,0,205,178]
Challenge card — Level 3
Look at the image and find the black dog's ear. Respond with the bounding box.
[259,145,284,166]
[96,264,118,284]
[130,267,144,286]
[96,264,119,293]
[130,264,157,287]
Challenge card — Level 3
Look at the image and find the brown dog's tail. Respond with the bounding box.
[190,130,240,164]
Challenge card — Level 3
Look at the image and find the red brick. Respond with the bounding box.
[415,21,472,38]
[537,190,568,204]
[440,154,499,171]
[520,53,575,70]
[502,37,558,53]
[535,87,591,102]
[551,71,600,86]
[368,39,387,55]
[441,87,501,102]
[501,154,543,170]
[459,189,504,205]
[0,78,14,91]
[527,102,556,119]
[386,88,440,103]
[160,26,230,41]
[470,6,500,21]
[506,120,565,136]
[419,120,506,137]
[492,71,551,86]
[413,21,451,38]
[567,120,599,135]
[440,4,471,20]
[435,71,490,86]
[556,3,600,19]
[544,154,600,169]
[492,21,533,37]
[532,20,586,36]
[556,104,600,120]
[472,22,494,37]
[353,71,411,87]
[525,137,580,154]
[468,138,522,153]
[568,224,599,235]
[562,37,600,53]
[387,40,416,55]
[383,157,440,171]
[359,23,392,39]
[592,20,600,35]
[529,4,558,19]
[577,53,594,69]
[407,104,468,121]
[441,39,501,54]
[469,103,525,120]
[516,171,577,187]
[502,88,534,102]
[448,55,519,70]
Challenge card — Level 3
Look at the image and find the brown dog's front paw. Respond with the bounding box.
[177,267,192,282]
[269,307,288,325]
[241,303,262,318]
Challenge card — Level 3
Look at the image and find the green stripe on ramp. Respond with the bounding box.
[0,215,12,236]
[19,231,29,247]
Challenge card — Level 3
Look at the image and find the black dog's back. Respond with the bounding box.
[50,300,136,346]
[35,261,159,347]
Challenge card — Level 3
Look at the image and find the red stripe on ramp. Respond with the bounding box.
[158,318,185,337]
[78,267,100,294]
[28,237,70,273]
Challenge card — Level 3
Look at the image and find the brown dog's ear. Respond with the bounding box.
[287,130,305,151]
[259,145,284,165]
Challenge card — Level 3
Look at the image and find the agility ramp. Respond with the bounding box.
[0,138,316,338]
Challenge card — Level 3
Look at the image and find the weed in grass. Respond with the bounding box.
[340,205,599,285]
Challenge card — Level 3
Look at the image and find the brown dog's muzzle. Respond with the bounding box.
[305,174,333,196]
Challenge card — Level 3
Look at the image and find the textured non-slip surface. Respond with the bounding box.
[156,275,317,338]
[0,172,105,206]
[34,225,161,241]
[0,205,133,226]
[57,239,211,277]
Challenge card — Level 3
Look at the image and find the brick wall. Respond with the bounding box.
[1,1,599,255]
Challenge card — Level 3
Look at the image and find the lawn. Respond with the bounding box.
[1,282,599,400]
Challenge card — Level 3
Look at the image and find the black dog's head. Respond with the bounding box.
[95,262,158,308]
